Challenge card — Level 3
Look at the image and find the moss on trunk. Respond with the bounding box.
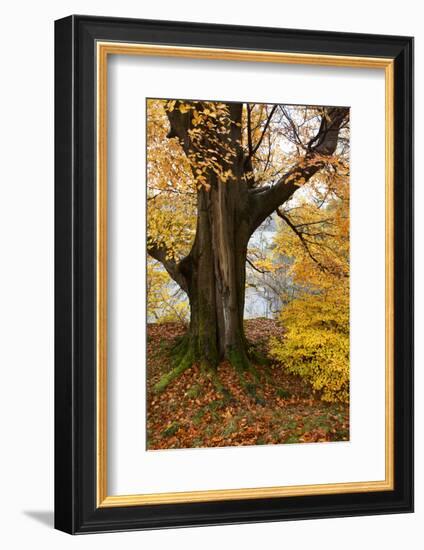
[153,346,195,393]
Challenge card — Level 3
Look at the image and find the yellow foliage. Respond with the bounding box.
[166,99,239,189]
[270,157,350,403]
[147,260,189,324]
[270,281,349,403]
[147,100,197,261]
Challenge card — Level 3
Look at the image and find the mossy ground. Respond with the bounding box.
[146,319,349,450]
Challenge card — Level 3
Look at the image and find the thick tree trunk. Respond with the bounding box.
[153,102,254,392]
[186,179,250,370]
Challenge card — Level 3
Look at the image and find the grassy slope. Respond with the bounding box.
[146,319,349,450]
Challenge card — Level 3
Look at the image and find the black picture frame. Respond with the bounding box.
[55,15,414,534]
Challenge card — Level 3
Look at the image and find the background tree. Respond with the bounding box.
[147,99,349,391]
[269,162,350,402]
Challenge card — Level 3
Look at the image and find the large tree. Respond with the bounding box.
[147,100,349,391]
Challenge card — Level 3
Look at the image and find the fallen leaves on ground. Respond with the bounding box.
[146,319,349,450]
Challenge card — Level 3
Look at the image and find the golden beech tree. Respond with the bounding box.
[147,99,349,392]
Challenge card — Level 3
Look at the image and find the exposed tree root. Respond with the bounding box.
[171,334,190,361]
[154,336,273,404]
[153,347,194,393]
[228,347,266,405]
[200,360,233,401]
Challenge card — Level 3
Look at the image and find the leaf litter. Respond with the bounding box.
[147,319,349,450]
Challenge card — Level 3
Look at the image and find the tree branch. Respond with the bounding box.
[280,105,306,151]
[165,101,194,155]
[275,208,326,271]
[246,257,269,274]
[147,242,190,294]
[246,104,254,157]
[248,107,349,234]
[250,105,278,157]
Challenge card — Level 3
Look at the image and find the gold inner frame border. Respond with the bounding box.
[96,42,394,508]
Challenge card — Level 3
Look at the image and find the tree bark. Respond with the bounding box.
[151,102,348,390]
[172,102,252,371]
[187,170,251,369]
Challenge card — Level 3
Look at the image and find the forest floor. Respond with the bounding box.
[146,319,349,450]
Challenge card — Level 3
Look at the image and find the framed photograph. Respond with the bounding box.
[54,15,413,534]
